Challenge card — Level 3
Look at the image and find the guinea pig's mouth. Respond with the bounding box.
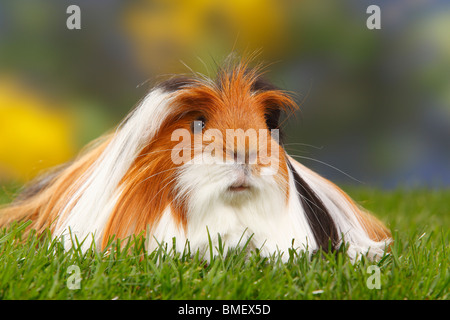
[228,180,251,192]
[227,165,253,192]
[228,185,250,192]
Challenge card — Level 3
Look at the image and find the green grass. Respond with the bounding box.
[0,187,448,300]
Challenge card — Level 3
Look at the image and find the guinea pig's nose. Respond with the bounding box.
[231,149,257,165]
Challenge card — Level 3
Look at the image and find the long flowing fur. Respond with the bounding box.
[0,59,391,261]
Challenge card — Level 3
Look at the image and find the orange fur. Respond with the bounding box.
[1,59,387,257]
[101,62,297,248]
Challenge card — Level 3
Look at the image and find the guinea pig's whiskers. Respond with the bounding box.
[145,175,179,207]
[137,167,179,185]
[282,142,324,150]
[296,192,330,236]
[289,154,363,184]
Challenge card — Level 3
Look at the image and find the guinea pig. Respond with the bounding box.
[0,60,391,261]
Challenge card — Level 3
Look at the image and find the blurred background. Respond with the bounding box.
[0,0,449,189]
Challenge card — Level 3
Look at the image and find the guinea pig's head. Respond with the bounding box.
[168,66,297,205]
[103,63,297,243]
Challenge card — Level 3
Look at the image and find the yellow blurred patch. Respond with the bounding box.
[0,77,75,182]
[122,0,288,74]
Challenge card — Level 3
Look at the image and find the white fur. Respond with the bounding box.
[52,88,390,262]
[148,154,317,262]
[54,89,174,250]
[287,157,391,260]
[147,154,389,262]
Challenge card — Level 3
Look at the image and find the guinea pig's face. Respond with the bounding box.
[156,70,295,206]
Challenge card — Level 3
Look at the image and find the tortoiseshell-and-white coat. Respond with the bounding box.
[0,60,391,261]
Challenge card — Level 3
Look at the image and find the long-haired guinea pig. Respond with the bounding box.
[0,60,391,261]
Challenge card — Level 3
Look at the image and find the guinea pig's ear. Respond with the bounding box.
[264,108,281,131]
[250,77,297,143]
[251,77,282,130]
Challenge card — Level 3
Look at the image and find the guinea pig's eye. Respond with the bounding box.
[190,116,206,133]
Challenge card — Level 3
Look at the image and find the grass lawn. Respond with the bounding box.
[0,186,448,300]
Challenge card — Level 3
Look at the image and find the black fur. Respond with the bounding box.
[287,158,339,252]
[12,164,69,204]
[157,76,198,92]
